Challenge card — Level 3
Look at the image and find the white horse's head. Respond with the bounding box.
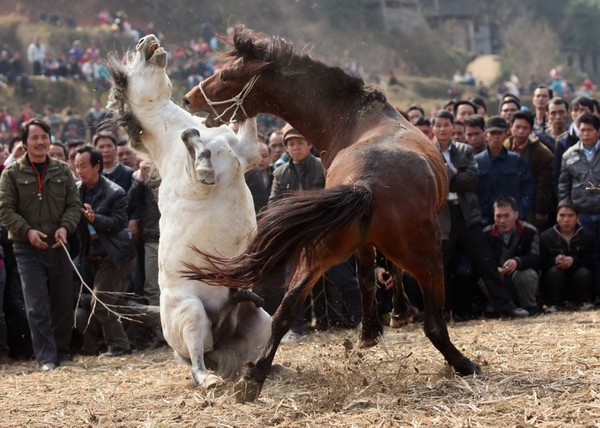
[105,34,173,155]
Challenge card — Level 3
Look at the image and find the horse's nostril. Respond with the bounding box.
[183,97,189,106]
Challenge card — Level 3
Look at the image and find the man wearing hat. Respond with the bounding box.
[475,116,533,228]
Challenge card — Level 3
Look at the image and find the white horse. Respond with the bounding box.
[105,34,271,388]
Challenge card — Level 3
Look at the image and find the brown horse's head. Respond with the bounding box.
[182,25,290,126]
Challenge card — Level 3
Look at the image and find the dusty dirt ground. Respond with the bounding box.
[2,310,600,427]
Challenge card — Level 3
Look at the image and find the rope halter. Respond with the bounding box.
[198,73,260,125]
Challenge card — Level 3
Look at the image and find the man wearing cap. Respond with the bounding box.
[476,116,533,228]
[93,130,135,192]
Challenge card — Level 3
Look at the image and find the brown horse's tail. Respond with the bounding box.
[182,184,373,289]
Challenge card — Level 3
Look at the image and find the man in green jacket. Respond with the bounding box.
[0,118,81,371]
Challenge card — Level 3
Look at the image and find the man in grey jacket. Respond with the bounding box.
[558,112,600,300]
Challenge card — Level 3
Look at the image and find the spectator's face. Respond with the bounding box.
[571,104,591,123]
[95,138,117,166]
[455,104,475,121]
[556,207,578,234]
[75,152,101,186]
[286,138,311,163]
[486,130,506,150]
[24,124,51,161]
[408,109,423,122]
[494,205,518,233]
[578,122,599,147]
[432,117,453,143]
[48,144,66,161]
[452,124,466,142]
[466,126,486,152]
[268,133,285,163]
[533,88,550,109]
[117,145,136,168]
[511,119,532,145]
[548,103,568,130]
[258,143,270,171]
[501,102,519,123]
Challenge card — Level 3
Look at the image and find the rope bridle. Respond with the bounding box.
[198,73,260,125]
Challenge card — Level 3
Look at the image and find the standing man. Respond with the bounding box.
[93,130,135,192]
[74,146,135,356]
[0,118,81,371]
[505,111,554,230]
[558,112,600,301]
[432,110,528,318]
[26,36,45,76]
[476,116,533,227]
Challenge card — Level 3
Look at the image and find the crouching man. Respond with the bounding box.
[483,197,541,316]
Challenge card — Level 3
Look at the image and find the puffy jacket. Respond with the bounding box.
[0,155,81,248]
[269,154,325,203]
[476,146,533,227]
[483,220,540,271]
[558,141,600,215]
[539,223,595,273]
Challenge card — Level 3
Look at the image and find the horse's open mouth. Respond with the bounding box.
[146,42,162,61]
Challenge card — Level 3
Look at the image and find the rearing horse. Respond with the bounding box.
[182,25,480,401]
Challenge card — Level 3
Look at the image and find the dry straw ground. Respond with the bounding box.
[2,310,600,427]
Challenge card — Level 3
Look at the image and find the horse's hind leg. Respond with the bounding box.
[354,245,382,347]
[394,221,480,375]
[389,266,419,328]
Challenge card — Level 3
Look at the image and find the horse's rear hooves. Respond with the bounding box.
[389,316,413,328]
[234,377,263,403]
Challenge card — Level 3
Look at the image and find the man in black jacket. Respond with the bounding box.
[74,146,135,356]
[483,197,541,315]
[539,200,595,311]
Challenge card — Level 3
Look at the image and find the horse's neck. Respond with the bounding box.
[132,100,190,167]
[256,78,394,168]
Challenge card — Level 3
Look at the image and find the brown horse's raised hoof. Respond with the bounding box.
[389,304,419,329]
[234,376,264,403]
[454,358,482,376]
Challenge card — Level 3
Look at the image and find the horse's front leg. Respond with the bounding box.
[235,269,317,403]
[389,266,419,328]
[181,128,216,184]
[355,245,382,348]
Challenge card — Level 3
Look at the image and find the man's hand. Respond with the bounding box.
[26,229,48,249]
[499,258,517,276]
[52,226,68,249]
[555,254,574,270]
[375,266,393,290]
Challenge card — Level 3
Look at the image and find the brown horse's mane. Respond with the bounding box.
[103,52,146,154]
[227,25,387,106]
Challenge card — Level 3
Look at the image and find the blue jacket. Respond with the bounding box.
[476,147,534,227]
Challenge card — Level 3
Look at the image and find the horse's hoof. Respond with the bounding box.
[192,372,223,389]
[389,315,413,329]
[357,336,379,348]
[454,358,482,376]
[234,377,263,403]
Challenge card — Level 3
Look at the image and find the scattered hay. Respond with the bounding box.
[2,311,600,427]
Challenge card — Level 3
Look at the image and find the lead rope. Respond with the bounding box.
[198,73,260,125]
[60,240,138,329]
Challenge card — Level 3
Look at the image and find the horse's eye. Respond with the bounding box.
[220,72,227,82]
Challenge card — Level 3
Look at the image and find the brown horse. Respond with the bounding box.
[182,25,480,401]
